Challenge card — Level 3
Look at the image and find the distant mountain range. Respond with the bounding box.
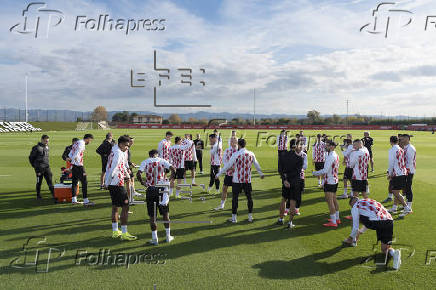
[0,108,423,122]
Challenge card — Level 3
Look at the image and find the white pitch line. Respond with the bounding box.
[0,175,11,177]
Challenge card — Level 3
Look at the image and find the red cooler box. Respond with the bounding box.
[54,183,79,202]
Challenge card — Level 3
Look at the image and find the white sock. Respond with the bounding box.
[285,208,290,212]
[112,222,118,231]
[278,217,283,222]
[83,198,89,204]
[335,211,339,220]
[388,193,393,199]
[220,200,225,208]
[165,228,171,238]
[392,204,397,211]
[232,214,237,221]
[407,202,412,209]
[152,230,158,241]
[248,213,253,220]
[350,191,354,197]
[343,188,347,194]
[184,178,186,184]
[72,196,77,203]
[192,178,195,184]
[176,190,180,197]
[330,214,337,224]
[121,225,127,234]
[388,248,395,257]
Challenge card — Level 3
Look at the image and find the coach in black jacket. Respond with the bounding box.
[277,140,303,227]
[29,134,55,202]
[96,132,114,189]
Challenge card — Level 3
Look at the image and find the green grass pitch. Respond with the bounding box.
[1,129,436,289]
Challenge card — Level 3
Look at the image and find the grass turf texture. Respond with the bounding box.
[0,129,435,289]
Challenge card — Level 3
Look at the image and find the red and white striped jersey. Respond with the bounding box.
[210,139,223,166]
[342,145,354,167]
[68,139,86,166]
[169,143,190,169]
[350,198,392,238]
[158,139,171,161]
[313,151,339,185]
[182,139,197,161]
[297,151,308,179]
[349,148,370,180]
[139,157,171,187]
[388,145,407,177]
[104,145,130,187]
[218,148,263,183]
[223,146,238,176]
[312,141,326,162]
[277,134,288,151]
[404,144,416,174]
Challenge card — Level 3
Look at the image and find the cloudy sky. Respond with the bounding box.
[1,0,436,117]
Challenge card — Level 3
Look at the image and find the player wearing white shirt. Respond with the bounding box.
[400,134,416,213]
[67,133,94,205]
[216,139,264,223]
[387,136,412,217]
[295,141,308,215]
[182,134,198,186]
[137,150,176,246]
[348,139,370,199]
[228,130,237,146]
[169,137,191,198]
[105,135,136,241]
[313,141,341,228]
[343,197,401,270]
[214,136,238,210]
[208,133,223,194]
[312,134,326,187]
[339,138,354,199]
[157,131,173,161]
[277,130,288,174]
[299,130,307,153]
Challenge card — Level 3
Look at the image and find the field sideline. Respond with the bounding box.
[0,129,435,289]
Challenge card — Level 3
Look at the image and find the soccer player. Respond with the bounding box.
[387,136,412,216]
[125,136,141,199]
[96,133,114,190]
[169,137,191,198]
[343,197,401,270]
[401,134,416,214]
[214,136,238,210]
[295,139,308,215]
[67,133,94,206]
[29,134,55,202]
[137,149,176,245]
[362,132,374,172]
[62,137,79,162]
[277,129,288,172]
[277,139,303,228]
[105,135,136,241]
[313,140,341,228]
[182,133,197,186]
[339,138,354,199]
[299,130,307,153]
[216,139,264,223]
[208,133,223,194]
[312,134,326,187]
[158,131,173,193]
[193,133,204,174]
[228,130,237,146]
[348,139,370,199]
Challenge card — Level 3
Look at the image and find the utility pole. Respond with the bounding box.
[253,88,256,126]
[346,99,350,127]
[25,74,28,122]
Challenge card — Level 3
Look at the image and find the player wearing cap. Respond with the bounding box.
[387,136,412,217]
[214,136,238,210]
[400,134,416,217]
[313,140,341,228]
[312,134,326,187]
[105,135,136,241]
[137,149,176,245]
[343,197,401,270]
[208,133,223,194]
[67,133,94,206]
[216,139,264,223]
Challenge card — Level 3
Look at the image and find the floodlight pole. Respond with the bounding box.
[253,89,256,126]
[25,75,28,122]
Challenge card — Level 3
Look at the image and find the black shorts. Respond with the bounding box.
[282,179,301,201]
[108,185,129,207]
[173,168,185,180]
[315,162,325,171]
[391,175,406,191]
[146,186,169,217]
[184,160,194,171]
[224,175,233,186]
[361,216,393,244]
[164,168,170,174]
[232,183,252,195]
[351,179,368,193]
[324,183,338,193]
[368,150,373,158]
[344,168,353,180]
[101,157,108,172]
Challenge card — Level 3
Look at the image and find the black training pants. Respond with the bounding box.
[35,167,54,197]
[72,165,88,198]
